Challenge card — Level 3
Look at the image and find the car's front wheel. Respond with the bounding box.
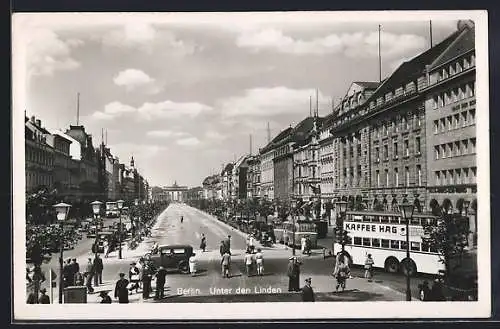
[178,261,189,274]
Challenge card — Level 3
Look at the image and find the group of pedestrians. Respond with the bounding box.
[113,257,169,303]
[83,254,104,293]
[243,248,265,277]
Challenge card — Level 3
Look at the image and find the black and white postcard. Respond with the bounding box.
[12,10,490,320]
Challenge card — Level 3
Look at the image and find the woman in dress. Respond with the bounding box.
[189,252,197,276]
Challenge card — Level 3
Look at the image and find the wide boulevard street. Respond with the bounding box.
[36,203,430,303]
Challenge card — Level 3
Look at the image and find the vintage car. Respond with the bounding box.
[96,231,114,253]
[86,225,97,238]
[146,244,194,274]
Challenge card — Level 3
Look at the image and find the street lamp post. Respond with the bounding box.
[463,200,471,247]
[90,201,103,259]
[53,202,71,304]
[291,199,296,256]
[400,202,415,302]
[336,201,348,252]
[116,199,124,259]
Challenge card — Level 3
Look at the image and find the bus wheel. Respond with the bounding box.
[400,258,417,277]
[384,257,399,273]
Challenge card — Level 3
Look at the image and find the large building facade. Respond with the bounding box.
[25,116,55,192]
[423,21,477,246]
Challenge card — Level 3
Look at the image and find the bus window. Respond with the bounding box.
[372,238,381,247]
[411,218,420,225]
[346,236,352,245]
[430,245,438,253]
[363,216,371,223]
[389,216,400,224]
[381,239,390,248]
[390,240,400,249]
[400,241,407,250]
[362,238,371,246]
[353,237,362,246]
[380,216,389,223]
[429,219,438,226]
[411,242,421,251]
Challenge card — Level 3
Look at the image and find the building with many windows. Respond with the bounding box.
[246,155,261,199]
[324,23,466,215]
[423,20,476,245]
[25,116,55,192]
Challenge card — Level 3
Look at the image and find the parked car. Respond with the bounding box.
[96,231,114,253]
[145,244,193,274]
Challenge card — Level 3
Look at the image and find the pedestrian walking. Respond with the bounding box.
[103,240,109,258]
[62,259,72,287]
[248,234,255,253]
[225,235,231,255]
[85,257,94,293]
[333,256,350,292]
[429,278,446,301]
[114,273,129,304]
[99,291,112,304]
[189,252,197,276]
[244,250,254,277]
[255,248,264,276]
[301,236,307,254]
[287,257,301,292]
[305,236,312,256]
[128,262,141,294]
[155,265,168,300]
[219,241,226,257]
[200,234,207,252]
[93,254,104,286]
[26,289,37,304]
[301,278,315,302]
[221,251,231,278]
[141,262,153,299]
[71,258,80,276]
[364,253,375,282]
[38,288,50,304]
[292,257,302,291]
[419,280,431,301]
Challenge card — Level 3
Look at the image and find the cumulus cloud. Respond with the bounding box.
[113,68,161,94]
[137,100,213,120]
[26,29,83,76]
[91,101,137,120]
[147,130,189,138]
[100,22,197,56]
[236,28,427,58]
[92,100,212,121]
[218,87,326,118]
[176,137,201,146]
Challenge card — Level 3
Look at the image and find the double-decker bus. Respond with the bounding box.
[333,210,444,276]
[274,220,318,249]
[105,201,119,218]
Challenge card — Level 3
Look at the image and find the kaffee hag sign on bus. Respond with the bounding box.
[343,222,425,240]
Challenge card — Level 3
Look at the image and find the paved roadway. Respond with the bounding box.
[32,203,430,303]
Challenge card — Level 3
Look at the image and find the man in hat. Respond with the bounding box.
[62,258,72,287]
[287,257,296,292]
[99,290,112,304]
[114,273,129,303]
[85,257,94,293]
[38,288,50,304]
[93,254,104,286]
[301,278,315,302]
[155,265,167,300]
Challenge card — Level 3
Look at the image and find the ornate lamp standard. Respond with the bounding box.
[116,199,124,259]
[335,201,348,252]
[90,201,103,258]
[52,202,71,304]
[400,202,415,302]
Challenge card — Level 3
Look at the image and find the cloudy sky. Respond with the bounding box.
[15,12,459,188]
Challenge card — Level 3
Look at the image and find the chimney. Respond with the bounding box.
[36,119,41,127]
[30,116,35,124]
